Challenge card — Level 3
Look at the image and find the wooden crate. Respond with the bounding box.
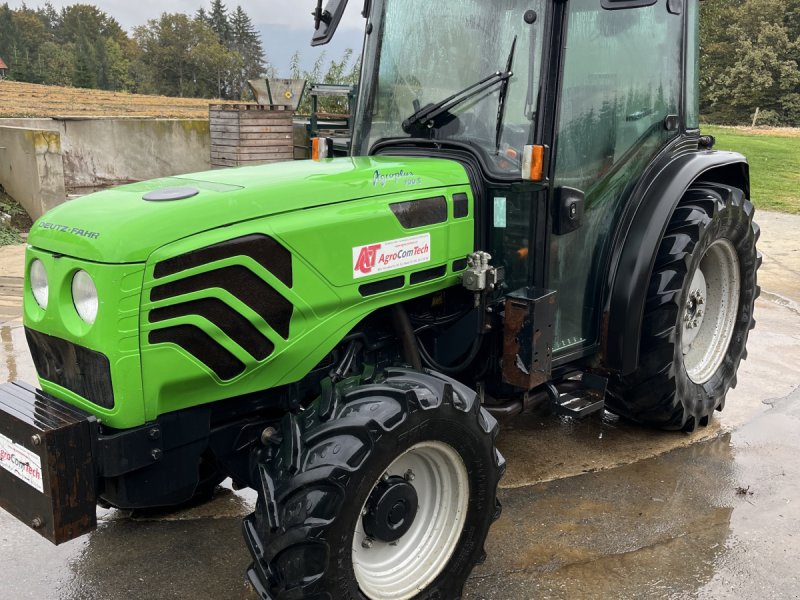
[209,104,295,168]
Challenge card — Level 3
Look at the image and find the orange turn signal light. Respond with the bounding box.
[312,137,333,160]
[521,144,545,181]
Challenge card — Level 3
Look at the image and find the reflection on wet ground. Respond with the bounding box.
[468,386,800,599]
[2,388,797,600]
[470,434,737,599]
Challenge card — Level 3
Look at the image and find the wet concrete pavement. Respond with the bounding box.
[1,211,799,599]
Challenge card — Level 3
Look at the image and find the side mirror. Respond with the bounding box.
[311,0,349,47]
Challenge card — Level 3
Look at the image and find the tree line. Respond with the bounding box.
[0,1,267,99]
[3,0,796,126]
[701,0,800,126]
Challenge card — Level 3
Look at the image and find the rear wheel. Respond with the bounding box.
[607,183,760,431]
[244,367,505,600]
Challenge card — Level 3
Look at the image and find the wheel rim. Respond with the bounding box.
[682,239,741,384]
[352,441,470,600]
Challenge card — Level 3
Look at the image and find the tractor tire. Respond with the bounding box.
[243,367,505,600]
[607,182,760,431]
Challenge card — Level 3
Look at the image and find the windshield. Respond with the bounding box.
[353,0,546,176]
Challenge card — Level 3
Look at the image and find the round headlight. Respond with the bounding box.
[30,260,49,309]
[72,270,98,324]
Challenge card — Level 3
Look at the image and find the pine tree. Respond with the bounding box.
[73,38,97,88]
[230,5,265,98]
[208,0,230,45]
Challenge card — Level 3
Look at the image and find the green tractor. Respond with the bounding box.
[0,0,760,598]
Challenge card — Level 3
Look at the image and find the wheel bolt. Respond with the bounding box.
[362,538,374,549]
[382,472,390,482]
[404,469,415,482]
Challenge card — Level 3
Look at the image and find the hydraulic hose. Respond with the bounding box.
[392,304,423,371]
[416,333,484,375]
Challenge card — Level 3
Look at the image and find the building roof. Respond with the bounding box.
[0,57,7,70]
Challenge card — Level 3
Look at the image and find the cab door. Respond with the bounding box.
[547,0,685,359]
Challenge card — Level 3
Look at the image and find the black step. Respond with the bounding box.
[546,373,607,419]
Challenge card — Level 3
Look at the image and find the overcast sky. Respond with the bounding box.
[5,0,365,32]
[4,0,366,74]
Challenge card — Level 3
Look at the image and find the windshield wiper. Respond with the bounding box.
[402,52,515,136]
[495,36,518,152]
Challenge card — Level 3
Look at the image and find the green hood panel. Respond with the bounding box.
[28,157,469,264]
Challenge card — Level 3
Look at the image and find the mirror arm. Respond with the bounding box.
[313,0,333,29]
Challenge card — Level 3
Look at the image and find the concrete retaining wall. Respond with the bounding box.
[0,126,66,219]
[55,118,210,190]
[0,117,210,217]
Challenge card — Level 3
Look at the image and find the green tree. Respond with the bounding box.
[35,40,73,86]
[701,0,800,126]
[0,4,17,70]
[208,0,230,45]
[73,37,97,88]
[104,38,131,91]
[134,12,241,98]
[229,5,265,98]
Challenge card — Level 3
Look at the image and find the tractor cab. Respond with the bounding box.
[319,0,699,364]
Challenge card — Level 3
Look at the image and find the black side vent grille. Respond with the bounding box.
[151,265,293,339]
[25,328,114,409]
[453,193,469,219]
[359,276,405,297]
[390,197,448,229]
[154,234,293,288]
[410,265,446,285]
[149,325,245,381]
[149,298,274,361]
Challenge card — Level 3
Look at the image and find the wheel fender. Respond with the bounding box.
[604,149,749,375]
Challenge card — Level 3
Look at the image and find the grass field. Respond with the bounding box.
[703,125,800,214]
[0,80,230,119]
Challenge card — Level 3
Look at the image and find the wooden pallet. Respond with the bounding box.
[209,104,294,167]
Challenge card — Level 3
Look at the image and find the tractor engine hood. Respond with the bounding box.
[27,157,469,264]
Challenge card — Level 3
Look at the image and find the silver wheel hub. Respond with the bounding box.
[352,441,469,600]
[682,274,707,342]
[682,239,741,384]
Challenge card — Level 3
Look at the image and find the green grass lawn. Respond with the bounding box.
[702,125,800,214]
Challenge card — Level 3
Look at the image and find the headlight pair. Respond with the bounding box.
[29,260,98,325]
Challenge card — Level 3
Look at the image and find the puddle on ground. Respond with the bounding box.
[466,387,800,599]
[2,393,799,600]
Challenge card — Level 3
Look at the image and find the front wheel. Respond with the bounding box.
[608,182,760,431]
[244,368,505,599]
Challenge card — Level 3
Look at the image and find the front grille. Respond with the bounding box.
[25,328,114,409]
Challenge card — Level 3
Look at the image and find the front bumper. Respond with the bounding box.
[0,381,97,544]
